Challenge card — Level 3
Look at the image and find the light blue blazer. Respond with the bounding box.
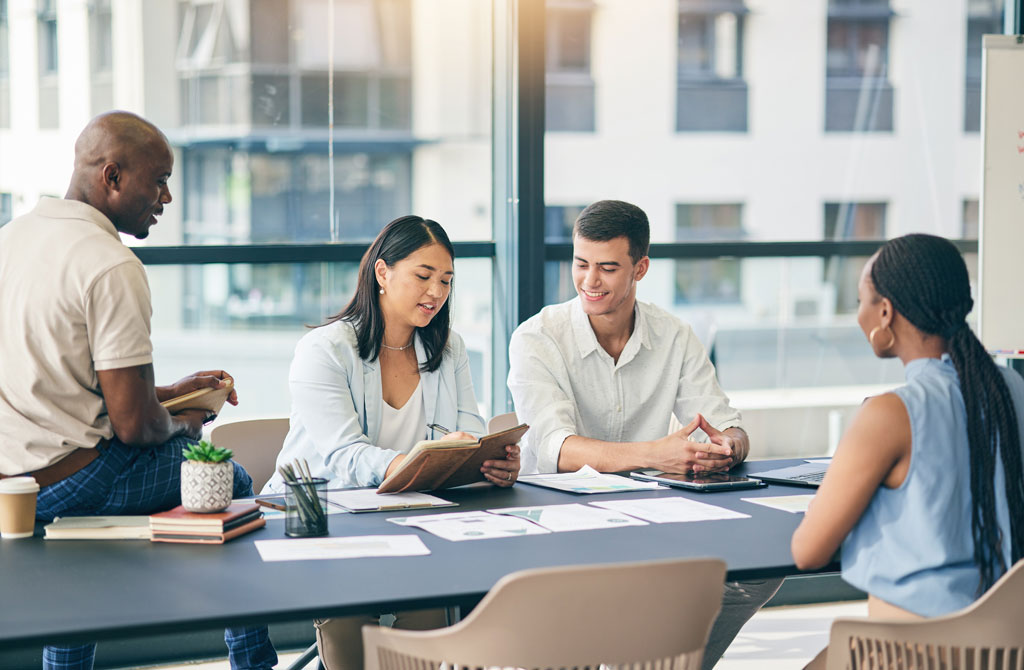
[263,320,486,491]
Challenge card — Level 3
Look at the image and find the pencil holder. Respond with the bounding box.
[284,477,329,537]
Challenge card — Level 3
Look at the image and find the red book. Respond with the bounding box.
[150,502,262,533]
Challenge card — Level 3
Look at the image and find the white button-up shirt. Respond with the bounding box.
[508,298,742,474]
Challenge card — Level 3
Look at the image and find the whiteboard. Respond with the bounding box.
[979,35,1024,357]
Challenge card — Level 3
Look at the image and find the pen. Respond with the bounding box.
[428,423,451,435]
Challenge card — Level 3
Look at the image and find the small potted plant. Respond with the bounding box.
[180,440,235,513]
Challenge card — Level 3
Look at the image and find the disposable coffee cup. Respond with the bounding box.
[0,476,40,539]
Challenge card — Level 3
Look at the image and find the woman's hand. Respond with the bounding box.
[482,443,520,487]
[439,431,476,442]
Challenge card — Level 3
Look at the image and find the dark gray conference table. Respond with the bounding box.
[0,459,826,649]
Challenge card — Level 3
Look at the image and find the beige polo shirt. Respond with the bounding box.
[0,197,153,474]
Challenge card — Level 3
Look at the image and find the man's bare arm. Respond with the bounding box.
[556,415,736,473]
[97,364,207,446]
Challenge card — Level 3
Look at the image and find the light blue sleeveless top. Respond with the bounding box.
[841,355,1024,617]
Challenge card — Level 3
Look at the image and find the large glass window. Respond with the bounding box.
[89,0,113,116]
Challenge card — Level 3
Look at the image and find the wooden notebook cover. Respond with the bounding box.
[150,517,266,544]
[160,378,234,414]
[377,423,529,494]
[150,502,260,529]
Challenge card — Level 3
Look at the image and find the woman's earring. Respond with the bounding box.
[379,288,384,295]
[869,326,896,351]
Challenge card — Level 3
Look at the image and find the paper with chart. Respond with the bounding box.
[326,489,455,512]
[517,465,663,494]
[254,535,430,561]
[388,510,550,541]
[488,503,648,532]
[742,494,815,514]
[591,497,750,524]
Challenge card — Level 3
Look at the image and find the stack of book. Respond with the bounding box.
[45,516,152,540]
[149,502,265,544]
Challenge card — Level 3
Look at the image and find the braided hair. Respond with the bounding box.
[870,234,1024,593]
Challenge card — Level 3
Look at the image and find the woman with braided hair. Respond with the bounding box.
[792,234,1024,624]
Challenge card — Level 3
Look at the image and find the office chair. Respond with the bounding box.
[363,558,726,670]
[824,559,1024,670]
[209,418,290,493]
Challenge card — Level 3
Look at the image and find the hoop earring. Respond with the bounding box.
[869,326,896,351]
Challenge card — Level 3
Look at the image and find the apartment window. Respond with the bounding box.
[825,0,894,132]
[546,1,594,132]
[37,0,59,128]
[90,0,114,115]
[964,0,1003,132]
[963,199,979,239]
[674,204,744,304]
[0,0,9,128]
[824,202,886,311]
[0,192,11,227]
[677,1,748,132]
[177,0,412,130]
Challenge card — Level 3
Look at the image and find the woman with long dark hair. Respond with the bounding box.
[265,216,520,670]
[793,234,1024,627]
[266,215,519,492]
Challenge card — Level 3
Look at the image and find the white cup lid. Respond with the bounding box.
[0,476,40,494]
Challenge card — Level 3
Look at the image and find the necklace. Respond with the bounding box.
[381,339,414,351]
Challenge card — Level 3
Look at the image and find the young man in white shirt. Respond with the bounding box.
[508,200,780,670]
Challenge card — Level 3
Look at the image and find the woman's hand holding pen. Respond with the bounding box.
[482,443,520,487]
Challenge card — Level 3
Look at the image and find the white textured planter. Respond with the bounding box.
[180,460,233,513]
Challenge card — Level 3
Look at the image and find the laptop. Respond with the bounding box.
[746,461,829,488]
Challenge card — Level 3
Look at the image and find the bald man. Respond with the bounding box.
[0,112,278,670]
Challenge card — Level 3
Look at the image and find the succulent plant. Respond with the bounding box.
[182,440,233,463]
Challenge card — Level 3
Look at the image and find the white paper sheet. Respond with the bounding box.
[488,503,648,532]
[804,459,832,464]
[326,489,455,512]
[590,497,750,524]
[741,494,815,514]
[255,534,430,561]
[517,465,663,494]
[388,510,550,541]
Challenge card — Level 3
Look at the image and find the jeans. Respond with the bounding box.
[36,436,278,670]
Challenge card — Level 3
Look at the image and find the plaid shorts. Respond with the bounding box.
[38,436,275,670]
[36,435,254,520]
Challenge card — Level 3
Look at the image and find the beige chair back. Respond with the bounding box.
[210,418,289,493]
[825,559,1024,670]
[363,558,726,670]
[487,411,519,434]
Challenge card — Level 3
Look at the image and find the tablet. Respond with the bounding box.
[629,469,767,492]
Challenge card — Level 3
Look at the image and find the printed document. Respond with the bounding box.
[389,510,550,541]
[591,497,750,524]
[489,503,648,532]
[742,494,815,514]
[255,535,430,561]
[326,489,455,513]
[517,465,663,494]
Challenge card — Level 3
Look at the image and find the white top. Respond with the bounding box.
[263,320,486,492]
[377,380,427,455]
[508,297,743,474]
[0,198,154,474]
